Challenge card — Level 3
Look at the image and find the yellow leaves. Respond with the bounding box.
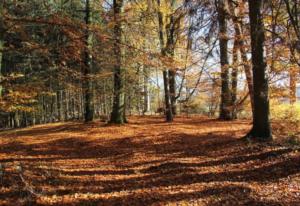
[40,91,56,96]
[158,0,176,16]
[126,0,148,13]
[263,15,273,27]
[0,87,38,112]
[2,72,25,81]
[0,101,34,112]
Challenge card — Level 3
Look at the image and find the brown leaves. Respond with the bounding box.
[0,116,299,205]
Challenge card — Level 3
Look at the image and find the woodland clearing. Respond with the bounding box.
[0,116,299,206]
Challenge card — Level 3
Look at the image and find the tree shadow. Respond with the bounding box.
[62,185,286,206]
[0,116,299,205]
[0,136,139,163]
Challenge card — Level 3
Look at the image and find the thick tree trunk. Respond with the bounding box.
[0,33,3,98]
[169,70,176,115]
[217,0,232,120]
[163,70,173,121]
[0,1,4,97]
[83,0,94,122]
[247,0,272,140]
[166,1,177,116]
[110,0,126,124]
[157,0,173,122]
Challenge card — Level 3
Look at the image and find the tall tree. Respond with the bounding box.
[110,0,126,124]
[0,1,4,97]
[157,0,173,122]
[83,0,94,122]
[246,0,272,140]
[166,0,177,116]
[284,0,300,65]
[231,39,238,119]
[143,67,150,114]
[290,66,297,104]
[228,0,254,115]
[217,0,232,120]
[284,0,300,42]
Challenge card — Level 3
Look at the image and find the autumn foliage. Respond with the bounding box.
[0,116,300,205]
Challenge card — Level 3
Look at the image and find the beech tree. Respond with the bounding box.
[83,0,94,122]
[228,0,254,115]
[110,0,126,124]
[216,0,233,120]
[156,0,173,122]
[0,1,4,97]
[246,0,272,140]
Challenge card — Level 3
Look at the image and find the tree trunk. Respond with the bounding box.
[83,0,94,122]
[78,91,82,119]
[64,90,69,120]
[157,0,173,122]
[217,0,232,120]
[247,0,272,140]
[163,70,173,121]
[0,1,4,97]
[228,0,254,115]
[57,90,64,121]
[0,33,3,97]
[169,70,176,115]
[290,66,297,104]
[103,80,108,116]
[143,67,150,114]
[71,96,75,119]
[166,0,177,116]
[50,94,55,122]
[110,0,126,124]
[231,39,238,119]
[42,95,46,123]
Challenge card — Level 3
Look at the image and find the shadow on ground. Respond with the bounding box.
[0,116,299,205]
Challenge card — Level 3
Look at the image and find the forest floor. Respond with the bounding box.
[0,116,300,206]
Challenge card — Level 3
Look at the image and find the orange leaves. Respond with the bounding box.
[0,116,299,205]
[0,88,38,112]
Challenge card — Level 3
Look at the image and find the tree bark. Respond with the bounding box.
[83,0,94,122]
[166,11,176,116]
[247,0,272,140]
[0,31,3,98]
[57,90,64,121]
[143,67,150,114]
[163,70,173,121]
[231,39,238,119]
[157,0,173,122]
[169,70,176,115]
[110,0,126,124]
[217,0,232,120]
[0,1,4,97]
[290,66,297,104]
[228,0,254,115]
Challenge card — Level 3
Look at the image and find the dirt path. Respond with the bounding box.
[0,116,299,205]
